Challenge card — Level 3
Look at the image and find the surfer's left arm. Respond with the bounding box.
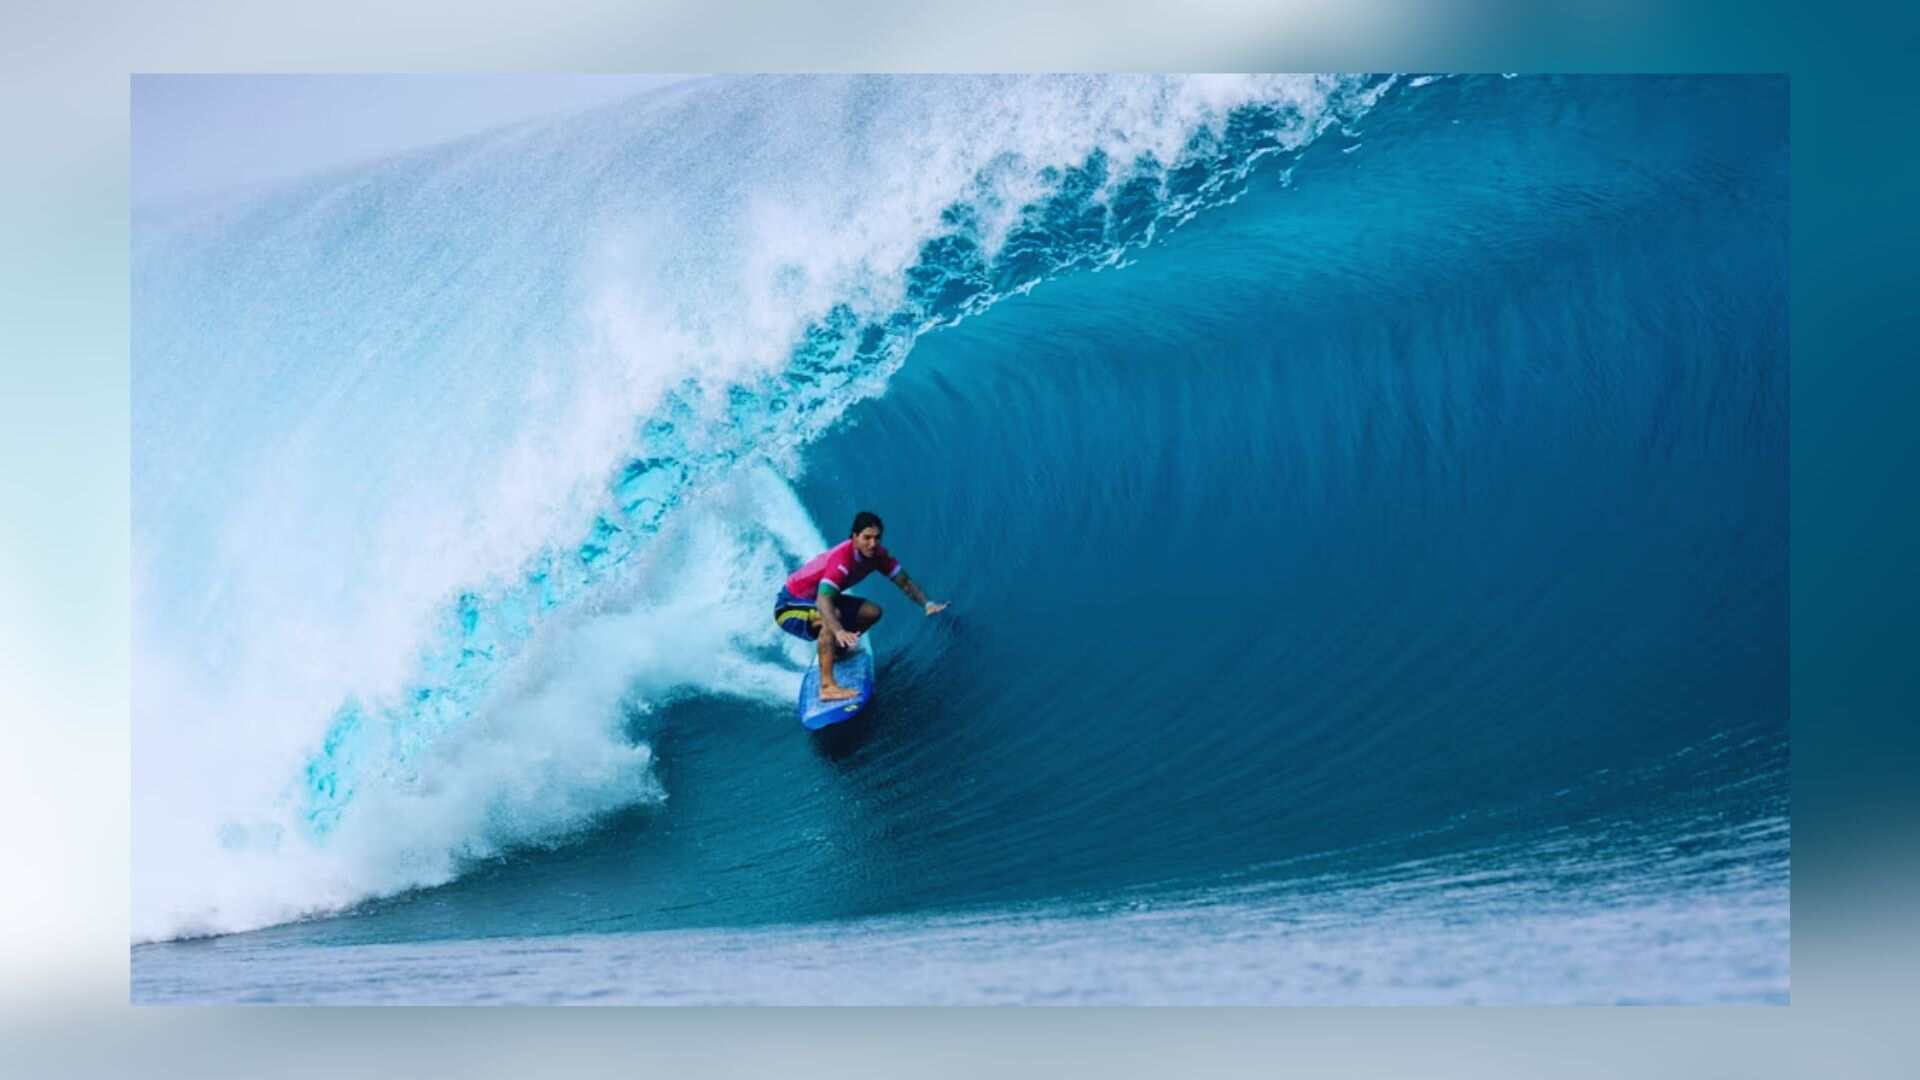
[891,571,948,615]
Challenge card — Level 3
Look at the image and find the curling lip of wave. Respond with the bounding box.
[292,79,1393,839]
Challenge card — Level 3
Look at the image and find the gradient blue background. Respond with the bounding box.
[3,0,1915,1072]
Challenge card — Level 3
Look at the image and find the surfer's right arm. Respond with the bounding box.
[816,583,861,648]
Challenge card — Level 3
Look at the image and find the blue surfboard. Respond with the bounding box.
[797,645,875,730]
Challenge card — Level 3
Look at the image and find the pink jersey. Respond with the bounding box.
[784,538,904,600]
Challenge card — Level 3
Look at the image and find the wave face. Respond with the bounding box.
[132,75,1787,946]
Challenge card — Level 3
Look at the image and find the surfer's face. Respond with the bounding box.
[852,526,881,557]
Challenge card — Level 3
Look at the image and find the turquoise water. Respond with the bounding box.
[132,75,1787,1002]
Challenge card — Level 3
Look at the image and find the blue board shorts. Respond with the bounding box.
[774,588,866,642]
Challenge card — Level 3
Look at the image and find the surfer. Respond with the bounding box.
[774,511,948,701]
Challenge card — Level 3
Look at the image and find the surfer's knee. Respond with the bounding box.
[860,600,883,628]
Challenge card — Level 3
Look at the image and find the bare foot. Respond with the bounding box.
[819,684,860,702]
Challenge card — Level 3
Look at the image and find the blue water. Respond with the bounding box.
[131,74,1788,1003]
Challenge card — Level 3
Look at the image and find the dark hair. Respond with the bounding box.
[850,511,884,536]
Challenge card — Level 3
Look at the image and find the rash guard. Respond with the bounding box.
[784,538,904,600]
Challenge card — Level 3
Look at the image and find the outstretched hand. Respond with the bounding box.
[923,601,949,616]
[834,628,862,649]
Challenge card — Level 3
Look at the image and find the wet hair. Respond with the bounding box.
[850,511,884,536]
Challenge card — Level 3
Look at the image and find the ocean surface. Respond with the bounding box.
[131,74,1788,1004]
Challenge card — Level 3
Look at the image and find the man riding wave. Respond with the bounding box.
[774,511,948,701]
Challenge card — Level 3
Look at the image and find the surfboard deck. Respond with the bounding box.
[797,645,874,730]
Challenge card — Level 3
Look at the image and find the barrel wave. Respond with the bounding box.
[131,75,1787,1001]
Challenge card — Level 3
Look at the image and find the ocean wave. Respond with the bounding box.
[130,74,1787,944]
[132,74,1393,941]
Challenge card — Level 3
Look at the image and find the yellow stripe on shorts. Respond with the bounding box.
[774,607,821,628]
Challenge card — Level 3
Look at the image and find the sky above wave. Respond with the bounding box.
[132,74,697,209]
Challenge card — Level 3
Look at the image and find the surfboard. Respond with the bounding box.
[797,645,875,730]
